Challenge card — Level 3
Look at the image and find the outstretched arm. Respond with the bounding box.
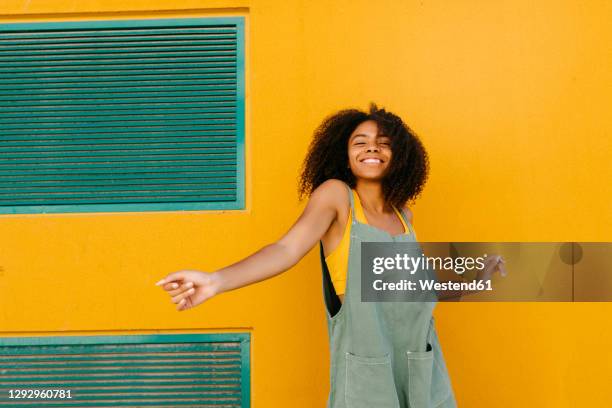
[155,179,346,310]
[212,179,343,293]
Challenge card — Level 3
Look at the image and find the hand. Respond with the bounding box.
[155,270,222,311]
[476,254,507,281]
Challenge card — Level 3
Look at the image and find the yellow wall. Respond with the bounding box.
[1,1,611,407]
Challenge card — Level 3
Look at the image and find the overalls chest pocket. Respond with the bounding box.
[345,352,401,408]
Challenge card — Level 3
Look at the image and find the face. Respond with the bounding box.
[347,120,392,181]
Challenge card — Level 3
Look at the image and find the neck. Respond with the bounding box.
[354,180,391,214]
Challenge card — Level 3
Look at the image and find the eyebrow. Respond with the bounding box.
[351,133,390,139]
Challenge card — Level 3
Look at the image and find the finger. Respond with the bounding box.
[178,297,192,311]
[484,255,497,266]
[156,277,178,286]
[163,282,180,291]
[171,288,193,304]
[498,263,508,277]
[177,298,187,311]
[179,297,192,312]
[484,255,503,267]
[167,281,194,296]
[171,287,195,304]
[155,271,188,287]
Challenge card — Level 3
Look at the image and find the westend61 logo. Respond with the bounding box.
[361,242,612,302]
[361,243,499,302]
[369,253,493,295]
[369,252,494,296]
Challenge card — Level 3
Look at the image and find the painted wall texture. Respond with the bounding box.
[1,1,611,407]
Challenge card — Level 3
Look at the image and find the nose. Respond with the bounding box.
[366,144,379,152]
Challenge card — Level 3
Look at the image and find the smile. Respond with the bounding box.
[361,158,383,164]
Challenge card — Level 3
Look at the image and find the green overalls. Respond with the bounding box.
[320,183,457,408]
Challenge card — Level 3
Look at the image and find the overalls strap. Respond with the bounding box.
[397,207,413,235]
[345,182,357,224]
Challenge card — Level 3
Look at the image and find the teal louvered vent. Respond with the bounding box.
[0,18,245,214]
[0,333,250,407]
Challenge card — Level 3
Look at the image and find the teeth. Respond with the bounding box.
[363,159,381,163]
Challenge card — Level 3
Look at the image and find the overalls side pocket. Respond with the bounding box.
[406,345,435,408]
[430,329,454,407]
[345,352,401,408]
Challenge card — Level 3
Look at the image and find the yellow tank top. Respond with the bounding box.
[325,189,415,296]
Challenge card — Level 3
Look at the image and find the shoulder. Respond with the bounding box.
[311,179,349,204]
[402,206,414,224]
[309,179,350,218]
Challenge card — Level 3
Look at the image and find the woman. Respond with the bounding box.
[155,103,503,407]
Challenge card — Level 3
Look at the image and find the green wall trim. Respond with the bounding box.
[0,17,246,214]
[0,332,250,346]
[0,332,251,407]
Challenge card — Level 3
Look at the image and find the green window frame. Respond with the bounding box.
[0,332,251,407]
[0,17,245,214]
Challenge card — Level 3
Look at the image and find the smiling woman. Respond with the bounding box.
[154,103,482,408]
[298,103,429,211]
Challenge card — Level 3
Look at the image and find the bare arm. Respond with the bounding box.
[213,179,345,293]
[155,179,346,310]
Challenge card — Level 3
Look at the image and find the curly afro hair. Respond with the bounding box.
[298,102,429,209]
